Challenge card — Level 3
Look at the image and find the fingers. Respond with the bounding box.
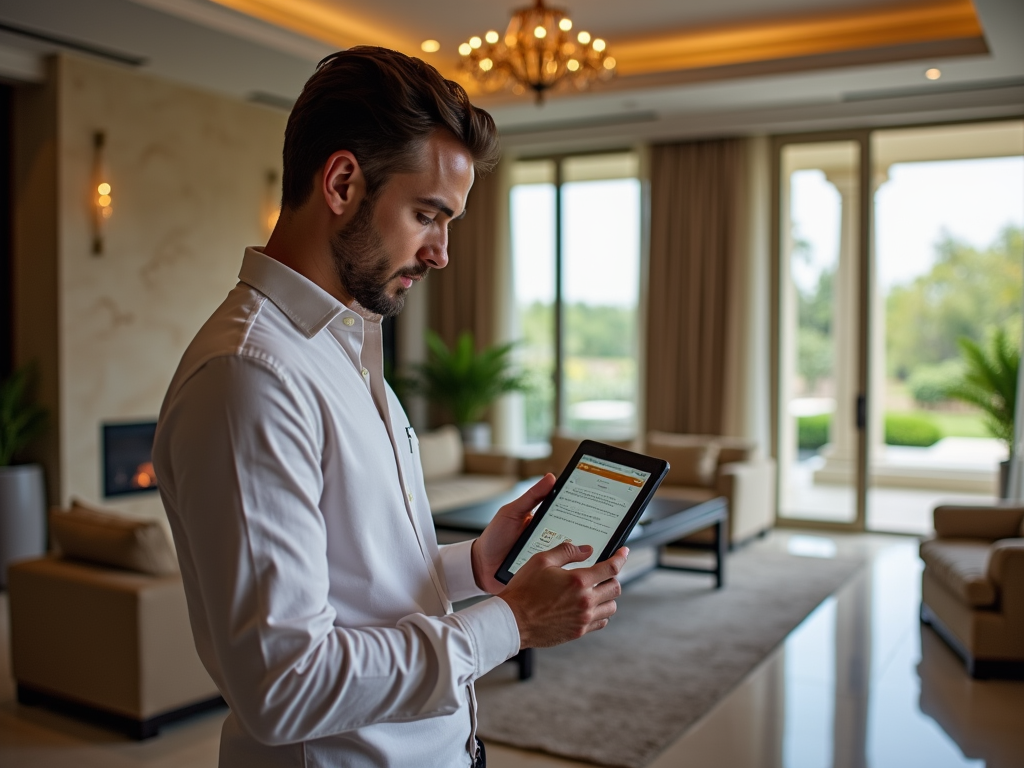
[584,546,629,585]
[498,473,555,521]
[539,541,593,568]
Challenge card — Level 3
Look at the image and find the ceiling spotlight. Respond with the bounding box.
[925,67,941,80]
[420,40,441,53]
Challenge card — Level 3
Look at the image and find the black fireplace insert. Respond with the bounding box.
[102,421,158,497]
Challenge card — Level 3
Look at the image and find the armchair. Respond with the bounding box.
[919,503,1024,678]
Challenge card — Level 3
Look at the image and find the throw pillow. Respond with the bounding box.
[50,500,179,576]
[645,436,721,488]
[417,425,464,481]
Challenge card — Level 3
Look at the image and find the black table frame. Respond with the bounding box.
[432,484,729,680]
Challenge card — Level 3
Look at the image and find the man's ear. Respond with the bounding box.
[321,150,366,217]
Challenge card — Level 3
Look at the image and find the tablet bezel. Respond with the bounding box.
[494,440,669,585]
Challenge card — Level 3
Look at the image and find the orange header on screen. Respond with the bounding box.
[576,462,644,486]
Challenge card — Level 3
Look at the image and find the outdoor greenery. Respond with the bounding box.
[887,225,1022,381]
[796,264,835,391]
[0,365,47,467]
[797,412,942,451]
[407,331,530,427]
[946,327,1019,446]
[517,301,638,442]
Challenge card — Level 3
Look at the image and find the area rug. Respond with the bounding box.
[475,545,864,768]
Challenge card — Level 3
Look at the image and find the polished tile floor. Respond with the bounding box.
[2,531,1022,768]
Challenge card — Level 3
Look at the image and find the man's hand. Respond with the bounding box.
[471,474,556,595]
[499,543,628,649]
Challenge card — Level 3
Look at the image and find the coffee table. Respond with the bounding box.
[432,481,729,680]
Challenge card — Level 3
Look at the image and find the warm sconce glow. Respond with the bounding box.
[264,169,281,239]
[925,67,942,79]
[92,132,111,255]
[420,39,440,53]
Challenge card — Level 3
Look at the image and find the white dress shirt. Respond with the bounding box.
[153,248,520,767]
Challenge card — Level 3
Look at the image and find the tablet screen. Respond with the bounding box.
[507,454,652,574]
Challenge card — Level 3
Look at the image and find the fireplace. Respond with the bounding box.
[102,421,158,497]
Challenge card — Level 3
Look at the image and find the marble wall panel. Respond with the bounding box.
[55,54,287,519]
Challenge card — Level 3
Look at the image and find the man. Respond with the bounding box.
[153,47,627,768]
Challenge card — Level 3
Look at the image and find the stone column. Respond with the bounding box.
[815,169,859,484]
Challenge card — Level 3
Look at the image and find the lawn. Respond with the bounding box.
[925,410,991,439]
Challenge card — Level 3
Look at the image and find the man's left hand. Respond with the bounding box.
[471,474,556,594]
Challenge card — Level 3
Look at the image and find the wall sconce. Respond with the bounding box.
[263,170,281,239]
[92,131,112,255]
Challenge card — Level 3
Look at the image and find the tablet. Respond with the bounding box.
[495,440,669,585]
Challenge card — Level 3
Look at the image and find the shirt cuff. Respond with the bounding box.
[453,596,521,678]
[439,539,487,603]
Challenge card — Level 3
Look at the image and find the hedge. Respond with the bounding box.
[797,412,942,450]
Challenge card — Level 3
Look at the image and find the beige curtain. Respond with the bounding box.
[427,166,501,351]
[645,138,746,436]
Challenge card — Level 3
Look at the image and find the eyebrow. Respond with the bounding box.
[419,197,467,220]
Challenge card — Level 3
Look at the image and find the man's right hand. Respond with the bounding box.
[497,543,628,649]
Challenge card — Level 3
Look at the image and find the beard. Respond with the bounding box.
[330,197,428,318]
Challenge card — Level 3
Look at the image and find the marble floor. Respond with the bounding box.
[2,531,1022,768]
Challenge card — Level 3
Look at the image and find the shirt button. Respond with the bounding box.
[361,368,369,377]
[342,317,355,326]
[408,492,414,502]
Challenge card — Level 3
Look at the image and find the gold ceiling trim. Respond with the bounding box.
[209,0,406,52]
[612,0,985,77]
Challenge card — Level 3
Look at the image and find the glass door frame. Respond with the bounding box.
[770,129,873,533]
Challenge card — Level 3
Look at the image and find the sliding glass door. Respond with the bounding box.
[774,120,1024,534]
[774,133,870,531]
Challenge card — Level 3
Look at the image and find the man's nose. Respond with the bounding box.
[420,228,449,270]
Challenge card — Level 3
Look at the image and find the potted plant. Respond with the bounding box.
[0,364,48,587]
[409,331,530,450]
[946,328,1019,498]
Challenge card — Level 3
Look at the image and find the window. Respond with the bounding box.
[509,152,642,446]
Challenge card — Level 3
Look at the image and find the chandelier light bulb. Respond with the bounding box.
[559,18,572,31]
[420,39,440,53]
[480,58,493,71]
[459,42,471,56]
[577,30,591,44]
[604,57,616,69]
[470,36,482,48]
[534,25,547,38]
[485,30,499,44]
[593,38,606,52]
[567,59,579,71]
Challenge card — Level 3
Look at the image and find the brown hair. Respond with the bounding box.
[281,46,500,210]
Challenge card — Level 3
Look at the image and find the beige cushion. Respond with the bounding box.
[933,505,1024,541]
[49,500,179,576]
[418,425,463,481]
[646,433,720,488]
[919,539,995,608]
[548,433,635,475]
[716,438,758,465]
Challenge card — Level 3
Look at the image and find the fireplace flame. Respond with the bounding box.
[132,461,157,489]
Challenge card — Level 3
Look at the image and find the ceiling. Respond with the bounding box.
[0,0,1020,151]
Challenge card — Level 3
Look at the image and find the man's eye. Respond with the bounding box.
[417,213,433,226]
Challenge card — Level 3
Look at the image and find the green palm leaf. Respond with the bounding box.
[945,328,1018,446]
[0,364,48,466]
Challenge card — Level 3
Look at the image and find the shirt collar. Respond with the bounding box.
[238,247,359,337]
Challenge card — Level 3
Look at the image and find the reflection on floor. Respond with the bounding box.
[781,458,994,535]
[1,532,1021,767]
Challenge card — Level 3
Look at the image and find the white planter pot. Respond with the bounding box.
[0,463,47,588]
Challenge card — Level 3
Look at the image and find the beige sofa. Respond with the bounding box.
[419,425,520,514]
[919,503,1024,679]
[6,503,222,738]
[523,432,776,547]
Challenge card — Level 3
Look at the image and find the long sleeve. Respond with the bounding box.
[154,354,519,747]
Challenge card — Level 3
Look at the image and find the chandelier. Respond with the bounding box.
[457,0,616,104]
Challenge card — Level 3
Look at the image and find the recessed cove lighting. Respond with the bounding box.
[420,39,440,53]
[925,67,941,80]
